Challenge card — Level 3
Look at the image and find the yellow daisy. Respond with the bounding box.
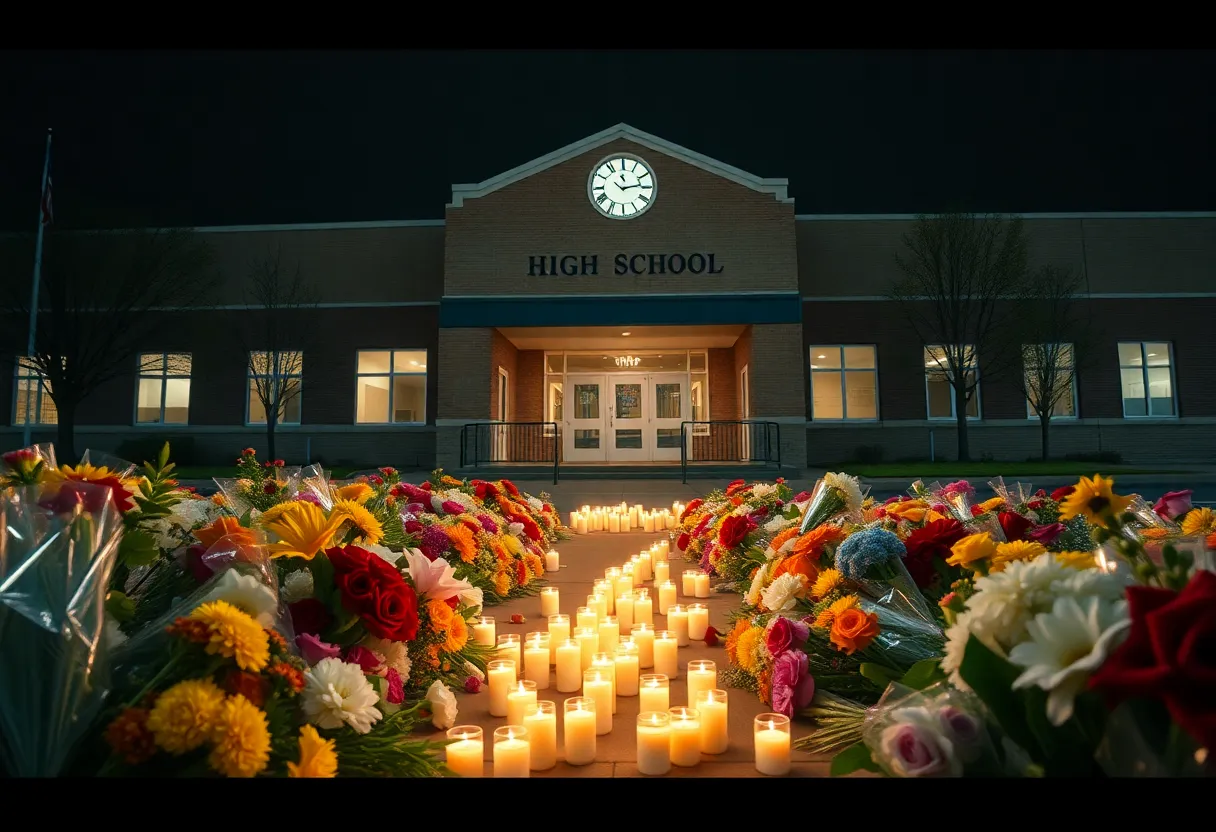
[1059,475,1133,524]
[333,482,373,505]
[991,540,1047,568]
[734,626,763,672]
[814,594,859,629]
[208,694,271,778]
[146,679,226,754]
[810,568,843,600]
[1181,507,1216,537]
[264,501,344,560]
[189,600,270,672]
[331,498,384,546]
[257,501,301,527]
[287,725,338,778]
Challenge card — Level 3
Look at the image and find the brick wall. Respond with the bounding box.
[515,350,545,422]
[437,328,493,421]
[490,330,519,421]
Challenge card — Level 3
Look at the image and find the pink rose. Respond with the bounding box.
[765,615,810,657]
[1025,522,1065,546]
[385,668,405,705]
[1153,489,1193,521]
[464,675,483,694]
[878,722,954,777]
[770,650,815,718]
[937,706,983,763]
[295,633,341,665]
[345,645,382,674]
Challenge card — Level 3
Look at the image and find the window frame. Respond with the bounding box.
[1118,341,1178,419]
[1023,342,1078,420]
[808,344,880,421]
[11,357,56,426]
[134,351,192,426]
[352,349,428,426]
[246,350,305,427]
[924,344,981,421]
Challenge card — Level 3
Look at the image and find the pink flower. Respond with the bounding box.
[464,676,483,694]
[1026,522,1066,545]
[937,706,983,763]
[1153,489,1193,521]
[379,467,398,477]
[765,615,810,657]
[770,650,815,718]
[793,491,812,503]
[368,475,384,487]
[345,645,381,673]
[883,494,908,505]
[295,633,341,665]
[385,668,405,705]
[878,721,955,777]
[441,500,465,515]
[941,480,975,498]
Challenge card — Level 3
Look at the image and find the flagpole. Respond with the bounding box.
[23,128,52,448]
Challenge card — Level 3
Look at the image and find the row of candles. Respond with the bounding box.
[567,501,687,535]
[451,538,794,777]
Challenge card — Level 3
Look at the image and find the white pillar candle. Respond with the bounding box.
[577,605,598,631]
[588,592,608,622]
[669,512,679,530]
[544,549,560,572]
[638,673,670,714]
[682,570,698,596]
[696,689,729,755]
[555,639,582,693]
[594,510,604,531]
[471,616,496,647]
[615,594,634,634]
[576,513,588,535]
[583,670,614,735]
[614,640,640,697]
[598,616,619,654]
[694,572,711,598]
[657,581,677,615]
[605,566,621,581]
[523,701,557,771]
[633,590,654,628]
[636,711,672,776]
[523,634,550,690]
[616,573,633,600]
[686,660,717,708]
[643,512,655,533]
[654,560,670,587]
[496,634,521,672]
[754,713,792,776]
[486,659,516,718]
[639,551,652,582]
[591,652,618,714]
[667,606,689,647]
[629,506,639,527]
[539,587,560,618]
[569,510,579,528]
[631,562,643,588]
[493,726,530,778]
[548,614,570,665]
[654,631,679,679]
[574,627,598,671]
[687,604,710,642]
[563,697,597,766]
[445,725,484,778]
[659,539,670,561]
[506,680,538,728]
[669,707,702,768]
[631,623,655,669]
[595,580,615,615]
[609,512,621,533]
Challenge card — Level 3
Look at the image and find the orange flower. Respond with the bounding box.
[1141,528,1169,540]
[194,516,255,550]
[267,661,305,693]
[516,559,530,587]
[829,608,880,655]
[757,668,773,706]
[885,500,930,523]
[769,526,801,553]
[792,525,846,561]
[265,628,288,653]
[425,643,443,669]
[771,550,821,586]
[105,707,157,765]
[427,599,454,633]
[445,524,478,564]
[730,496,744,507]
[725,617,750,664]
[1208,531,1216,551]
[445,614,469,652]
[527,553,545,577]
[211,493,228,507]
[166,617,212,644]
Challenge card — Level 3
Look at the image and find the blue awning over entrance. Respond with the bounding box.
[439,292,802,328]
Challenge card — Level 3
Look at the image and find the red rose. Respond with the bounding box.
[902,518,968,588]
[420,481,432,492]
[369,579,419,641]
[327,545,419,642]
[998,511,1033,542]
[1027,499,1044,511]
[1051,485,1075,501]
[970,504,984,517]
[683,499,703,517]
[288,598,332,636]
[677,533,690,551]
[368,475,383,487]
[718,515,756,550]
[1089,570,1216,752]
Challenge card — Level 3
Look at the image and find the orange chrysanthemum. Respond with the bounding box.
[445,524,478,564]
[265,628,288,653]
[267,661,305,693]
[516,559,530,587]
[166,617,212,644]
[105,707,157,765]
[757,668,773,706]
[441,475,464,487]
[427,599,454,633]
[445,614,469,652]
[792,524,847,561]
[425,643,443,669]
[769,526,801,553]
[527,553,545,577]
[492,570,511,597]
[725,617,751,665]
[195,516,256,550]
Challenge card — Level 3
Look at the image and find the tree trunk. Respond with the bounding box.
[266,413,277,462]
[56,397,79,465]
[1039,413,1051,462]
[954,386,971,462]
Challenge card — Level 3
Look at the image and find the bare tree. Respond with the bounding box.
[1017,265,1096,461]
[0,228,213,462]
[235,248,317,462]
[889,213,1032,462]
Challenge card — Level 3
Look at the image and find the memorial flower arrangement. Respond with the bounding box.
[674,478,800,586]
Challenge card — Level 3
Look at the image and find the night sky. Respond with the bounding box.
[1,50,1213,230]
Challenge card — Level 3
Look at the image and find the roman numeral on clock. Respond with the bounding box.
[596,192,609,205]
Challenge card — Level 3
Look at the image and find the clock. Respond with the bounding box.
[587,154,656,219]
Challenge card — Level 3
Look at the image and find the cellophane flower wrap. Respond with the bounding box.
[0,480,124,776]
[799,472,866,534]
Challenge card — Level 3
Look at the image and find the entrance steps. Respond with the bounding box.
[455,463,800,482]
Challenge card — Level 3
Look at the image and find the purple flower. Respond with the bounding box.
[477,514,499,534]
[770,650,815,718]
[385,668,405,705]
[295,633,341,665]
[699,545,716,576]
[1153,489,1194,521]
[293,491,322,505]
[937,705,983,763]
[420,524,452,561]
[1026,522,1066,545]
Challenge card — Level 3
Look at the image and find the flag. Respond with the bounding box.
[41,173,53,226]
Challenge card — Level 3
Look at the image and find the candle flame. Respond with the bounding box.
[766,720,775,731]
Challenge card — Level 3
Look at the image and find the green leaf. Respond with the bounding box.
[118,530,161,568]
[899,658,945,690]
[106,591,137,622]
[859,662,900,689]
[157,442,171,471]
[957,635,1042,761]
[830,742,882,776]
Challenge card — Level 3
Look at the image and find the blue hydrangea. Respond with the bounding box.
[834,527,906,580]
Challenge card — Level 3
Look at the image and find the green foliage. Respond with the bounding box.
[324,707,448,778]
[105,591,136,623]
[899,658,946,690]
[830,742,882,776]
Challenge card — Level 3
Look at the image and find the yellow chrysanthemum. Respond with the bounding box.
[814,594,859,629]
[445,614,469,653]
[976,496,1006,514]
[947,532,997,570]
[441,475,464,487]
[330,499,384,546]
[45,462,136,488]
[333,482,373,505]
[734,626,763,673]
[265,501,343,560]
[287,724,338,778]
[1059,475,1134,524]
[256,501,300,527]
[208,694,271,778]
[1054,550,1098,570]
[502,534,523,556]
[189,600,270,672]
[1181,507,1216,537]
[810,568,844,600]
[146,679,226,754]
[991,540,1047,567]
[493,570,511,597]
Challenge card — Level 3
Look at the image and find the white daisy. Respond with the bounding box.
[824,472,864,512]
[202,569,278,627]
[302,657,383,734]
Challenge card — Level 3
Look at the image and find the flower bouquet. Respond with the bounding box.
[798,472,866,534]
[675,479,798,588]
[213,448,303,517]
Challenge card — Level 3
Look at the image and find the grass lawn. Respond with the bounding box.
[173,465,365,480]
[841,461,1185,478]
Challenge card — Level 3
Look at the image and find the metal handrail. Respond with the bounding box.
[679,420,782,484]
[459,421,560,485]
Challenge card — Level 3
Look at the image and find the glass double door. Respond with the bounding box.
[565,373,688,463]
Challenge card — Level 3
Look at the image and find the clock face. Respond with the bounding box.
[588,154,656,219]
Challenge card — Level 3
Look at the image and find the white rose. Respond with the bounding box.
[760,573,806,612]
[426,680,459,730]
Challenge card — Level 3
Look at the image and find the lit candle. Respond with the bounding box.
[496,634,521,671]
[614,640,640,697]
[564,697,597,765]
[638,673,670,714]
[654,541,669,563]
[471,616,496,647]
[633,589,654,628]
[544,549,560,572]
[696,689,729,755]
[589,593,608,622]
[615,594,634,634]
[631,623,655,669]
[523,633,550,690]
[654,559,670,588]
[667,605,689,647]
[754,713,791,776]
[506,679,538,728]
[636,711,672,776]
[445,725,484,778]
[687,603,710,641]
[540,586,560,618]
[629,506,639,528]
[609,512,621,533]
[592,510,602,532]
[569,510,578,528]
[555,638,583,693]
[493,726,530,778]
[487,659,516,718]
[657,580,677,615]
[616,572,634,600]
[574,626,598,671]
[591,651,618,714]
[669,707,702,768]
[605,566,622,582]
[595,580,615,615]
[576,513,588,535]
[638,551,653,582]
[686,660,717,708]
[658,539,670,561]
[598,615,619,654]
[523,701,557,771]
[583,669,614,735]
[548,614,570,665]
[682,570,699,596]
[667,512,677,531]
[577,605,598,631]
[694,572,711,598]
[643,511,655,533]
[631,560,644,588]
[653,630,679,679]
